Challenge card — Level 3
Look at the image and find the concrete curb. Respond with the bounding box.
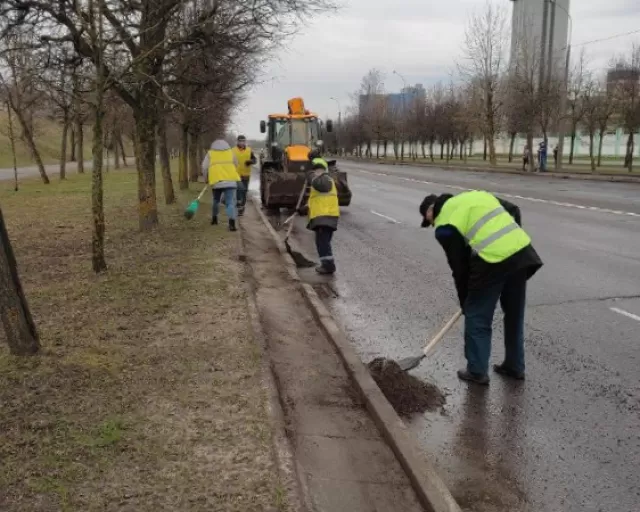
[249,197,463,512]
[237,222,310,512]
[342,156,640,184]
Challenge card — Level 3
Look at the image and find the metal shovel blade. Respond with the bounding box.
[397,355,426,372]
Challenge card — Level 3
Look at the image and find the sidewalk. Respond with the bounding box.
[241,205,426,512]
[342,156,640,184]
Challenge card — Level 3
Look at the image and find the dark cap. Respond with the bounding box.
[419,194,438,228]
[237,135,247,141]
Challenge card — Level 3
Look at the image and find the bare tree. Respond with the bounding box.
[0,29,50,184]
[565,51,589,164]
[613,44,640,171]
[1,98,19,190]
[0,207,39,355]
[1,0,337,230]
[458,0,509,165]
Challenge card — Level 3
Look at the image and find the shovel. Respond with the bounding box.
[283,183,315,268]
[397,310,463,372]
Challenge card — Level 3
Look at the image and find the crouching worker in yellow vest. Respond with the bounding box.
[420,191,543,385]
[300,156,340,275]
[201,139,241,232]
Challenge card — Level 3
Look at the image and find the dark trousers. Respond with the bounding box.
[315,227,335,271]
[463,269,527,376]
[237,177,250,208]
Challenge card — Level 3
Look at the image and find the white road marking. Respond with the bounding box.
[370,210,401,224]
[352,168,640,218]
[610,307,640,323]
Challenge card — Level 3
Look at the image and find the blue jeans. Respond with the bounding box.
[315,227,336,271]
[212,188,237,220]
[463,269,527,376]
[237,177,250,208]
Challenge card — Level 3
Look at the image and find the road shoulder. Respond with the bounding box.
[244,198,463,512]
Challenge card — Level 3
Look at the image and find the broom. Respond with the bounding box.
[283,183,316,268]
[184,185,210,220]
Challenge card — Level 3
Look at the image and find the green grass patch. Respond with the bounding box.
[0,168,283,511]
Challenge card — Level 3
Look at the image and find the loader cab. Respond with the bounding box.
[260,115,333,164]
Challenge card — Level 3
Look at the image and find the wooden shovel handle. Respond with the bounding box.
[286,183,308,239]
[197,185,209,201]
[422,310,463,357]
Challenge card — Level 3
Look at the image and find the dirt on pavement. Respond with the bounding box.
[367,358,446,416]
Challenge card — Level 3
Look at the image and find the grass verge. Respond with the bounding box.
[0,169,283,511]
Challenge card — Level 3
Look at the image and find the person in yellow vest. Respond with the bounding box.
[232,135,256,215]
[201,139,241,231]
[300,157,340,275]
[420,191,543,385]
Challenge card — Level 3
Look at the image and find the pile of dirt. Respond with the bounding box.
[367,358,446,416]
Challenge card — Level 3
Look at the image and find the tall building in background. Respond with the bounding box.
[509,0,570,81]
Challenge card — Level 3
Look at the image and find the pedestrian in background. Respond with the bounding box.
[232,135,257,216]
[419,190,543,385]
[201,139,240,232]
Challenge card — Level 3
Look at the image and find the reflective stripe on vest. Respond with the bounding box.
[309,177,339,219]
[232,146,252,177]
[208,149,240,185]
[434,190,530,264]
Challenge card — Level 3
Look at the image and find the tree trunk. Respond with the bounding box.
[569,131,576,164]
[459,140,464,160]
[157,116,175,204]
[76,120,85,173]
[508,132,516,163]
[0,207,40,355]
[625,132,634,172]
[429,140,434,161]
[400,140,405,161]
[483,136,487,161]
[597,128,605,167]
[92,107,107,272]
[376,140,380,159]
[118,135,128,167]
[486,92,497,165]
[589,132,596,172]
[5,101,19,191]
[70,125,77,162]
[188,130,200,182]
[114,135,121,169]
[60,113,69,180]
[179,124,189,189]
[440,142,444,160]
[133,104,160,230]
[14,108,49,184]
[527,132,535,172]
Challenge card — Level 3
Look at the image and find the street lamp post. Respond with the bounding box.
[393,70,408,161]
[330,96,341,156]
[552,0,573,171]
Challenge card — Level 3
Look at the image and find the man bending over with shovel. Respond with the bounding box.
[420,191,543,385]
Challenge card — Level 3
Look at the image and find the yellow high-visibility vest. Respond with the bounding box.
[208,149,240,185]
[434,190,531,263]
[309,175,340,220]
[232,146,253,177]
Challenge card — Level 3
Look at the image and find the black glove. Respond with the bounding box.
[298,206,309,216]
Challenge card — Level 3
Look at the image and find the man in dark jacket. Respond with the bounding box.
[420,191,543,385]
[301,158,340,275]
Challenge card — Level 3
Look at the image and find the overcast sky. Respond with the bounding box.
[230,0,640,139]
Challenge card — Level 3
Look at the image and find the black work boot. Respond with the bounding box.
[493,363,525,381]
[211,216,218,225]
[238,206,245,216]
[228,219,237,232]
[315,264,336,275]
[457,369,490,386]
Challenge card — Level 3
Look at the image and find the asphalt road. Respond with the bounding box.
[276,161,640,512]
